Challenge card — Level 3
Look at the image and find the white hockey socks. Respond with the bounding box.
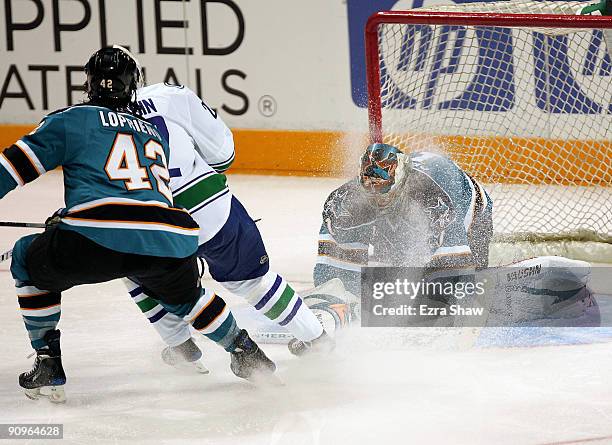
[223,271,324,342]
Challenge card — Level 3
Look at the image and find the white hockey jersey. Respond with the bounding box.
[136,83,235,244]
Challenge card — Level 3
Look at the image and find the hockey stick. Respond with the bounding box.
[0,222,45,264]
[0,221,46,228]
[0,249,12,263]
[0,222,44,264]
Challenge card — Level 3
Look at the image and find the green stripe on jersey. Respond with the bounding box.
[174,174,227,210]
[264,285,295,320]
[136,297,159,313]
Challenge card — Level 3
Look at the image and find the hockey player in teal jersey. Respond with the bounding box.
[314,144,494,293]
[2,46,275,402]
[308,144,593,330]
[304,144,494,329]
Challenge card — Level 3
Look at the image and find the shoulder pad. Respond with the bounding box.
[325,179,358,204]
[323,178,360,219]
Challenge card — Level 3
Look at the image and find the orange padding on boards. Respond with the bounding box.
[1,125,36,147]
[231,129,362,176]
[0,125,357,177]
[393,134,612,186]
[1,125,609,183]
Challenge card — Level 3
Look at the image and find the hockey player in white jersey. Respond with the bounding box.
[96,48,331,365]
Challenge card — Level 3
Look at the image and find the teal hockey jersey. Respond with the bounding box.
[0,105,199,258]
[314,151,494,294]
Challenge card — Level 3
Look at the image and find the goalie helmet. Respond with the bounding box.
[359,143,405,206]
[84,45,144,110]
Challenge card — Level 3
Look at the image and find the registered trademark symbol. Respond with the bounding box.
[258,95,277,117]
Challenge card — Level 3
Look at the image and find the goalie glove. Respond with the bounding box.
[303,278,360,334]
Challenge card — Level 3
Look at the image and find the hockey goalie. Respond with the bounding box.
[294,144,596,334]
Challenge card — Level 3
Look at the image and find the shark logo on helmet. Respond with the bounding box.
[359,143,403,195]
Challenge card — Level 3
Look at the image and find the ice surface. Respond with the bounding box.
[0,172,611,445]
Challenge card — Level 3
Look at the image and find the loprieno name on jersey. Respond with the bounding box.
[98,110,161,140]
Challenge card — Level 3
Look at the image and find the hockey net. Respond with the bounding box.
[366,1,612,263]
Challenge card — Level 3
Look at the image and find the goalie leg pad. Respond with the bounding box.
[303,296,348,335]
[489,256,593,324]
[302,278,362,333]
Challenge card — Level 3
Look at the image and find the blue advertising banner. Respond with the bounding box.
[347,0,611,113]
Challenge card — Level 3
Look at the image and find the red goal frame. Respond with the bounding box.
[365,11,612,144]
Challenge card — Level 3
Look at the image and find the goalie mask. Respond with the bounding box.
[84,45,144,109]
[359,143,405,206]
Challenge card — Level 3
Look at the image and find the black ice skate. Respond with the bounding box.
[19,329,66,403]
[230,329,277,383]
[161,338,209,374]
[288,330,335,357]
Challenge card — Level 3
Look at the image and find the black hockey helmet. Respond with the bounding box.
[84,45,143,108]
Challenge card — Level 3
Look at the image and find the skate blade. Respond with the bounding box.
[290,339,336,358]
[24,385,66,404]
[163,355,210,374]
[193,359,210,374]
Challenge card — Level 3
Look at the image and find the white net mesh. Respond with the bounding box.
[373,1,612,248]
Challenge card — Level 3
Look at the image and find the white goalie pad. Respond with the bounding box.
[302,278,361,335]
[486,256,593,324]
